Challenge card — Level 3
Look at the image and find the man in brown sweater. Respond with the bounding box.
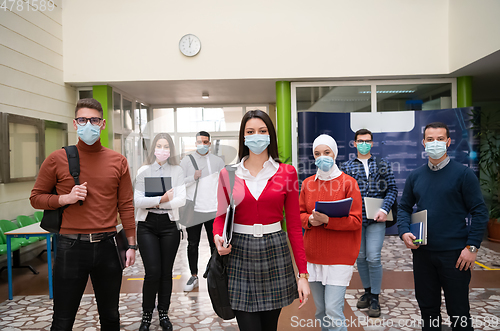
[30,98,136,331]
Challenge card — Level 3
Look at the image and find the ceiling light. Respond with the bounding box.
[202,92,209,99]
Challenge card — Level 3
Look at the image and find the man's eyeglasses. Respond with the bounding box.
[75,117,102,126]
[356,139,372,144]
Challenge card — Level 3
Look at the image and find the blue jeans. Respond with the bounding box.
[309,282,347,331]
[51,235,122,331]
[357,222,385,294]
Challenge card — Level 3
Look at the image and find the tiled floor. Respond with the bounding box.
[0,232,499,330]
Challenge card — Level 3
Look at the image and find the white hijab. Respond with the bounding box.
[313,134,343,180]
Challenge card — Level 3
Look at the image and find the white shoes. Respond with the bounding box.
[184,276,199,292]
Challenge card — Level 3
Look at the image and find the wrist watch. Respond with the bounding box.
[298,273,309,279]
[128,245,138,250]
[466,245,478,253]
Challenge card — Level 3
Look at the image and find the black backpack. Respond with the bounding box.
[202,165,236,320]
[40,146,81,233]
[375,157,398,228]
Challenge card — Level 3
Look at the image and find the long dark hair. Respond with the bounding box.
[145,133,179,165]
[238,110,280,162]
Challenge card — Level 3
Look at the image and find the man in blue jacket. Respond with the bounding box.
[398,122,488,331]
[341,128,398,317]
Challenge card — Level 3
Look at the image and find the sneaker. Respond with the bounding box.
[356,293,370,309]
[368,298,381,317]
[184,276,199,292]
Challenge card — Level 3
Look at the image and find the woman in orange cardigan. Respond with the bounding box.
[299,134,362,331]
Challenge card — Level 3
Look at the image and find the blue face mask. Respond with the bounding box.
[356,142,372,155]
[315,156,335,172]
[77,122,101,146]
[425,140,447,159]
[244,134,270,155]
[196,144,209,155]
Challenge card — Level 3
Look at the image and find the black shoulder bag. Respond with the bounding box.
[40,146,81,233]
[178,154,199,228]
[375,157,398,228]
[203,165,236,320]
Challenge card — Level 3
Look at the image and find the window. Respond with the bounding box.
[377,83,452,112]
[296,86,372,113]
[44,121,68,157]
[0,113,68,183]
[1,113,43,183]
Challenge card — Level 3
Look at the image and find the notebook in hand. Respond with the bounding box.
[410,210,427,245]
[364,197,394,221]
[410,222,424,244]
[222,204,234,248]
[315,197,353,218]
[113,224,128,269]
[145,177,172,197]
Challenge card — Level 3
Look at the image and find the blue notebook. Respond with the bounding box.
[410,222,424,244]
[315,197,353,218]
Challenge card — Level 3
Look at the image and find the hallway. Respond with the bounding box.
[0,233,499,330]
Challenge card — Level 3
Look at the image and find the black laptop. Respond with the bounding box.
[145,177,172,197]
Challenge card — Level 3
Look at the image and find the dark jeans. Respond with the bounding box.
[137,212,180,312]
[186,215,216,275]
[234,309,282,331]
[412,248,473,331]
[51,235,122,331]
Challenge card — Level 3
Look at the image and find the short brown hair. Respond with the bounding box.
[238,110,280,162]
[75,98,103,117]
[354,128,373,141]
[424,122,449,139]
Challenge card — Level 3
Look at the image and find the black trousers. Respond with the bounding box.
[234,309,282,331]
[137,213,180,312]
[51,235,122,331]
[186,215,216,275]
[412,248,473,331]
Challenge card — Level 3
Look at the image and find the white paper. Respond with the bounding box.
[364,197,393,221]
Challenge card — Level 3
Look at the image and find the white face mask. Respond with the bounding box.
[154,148,170,162]
[425,140,447,159]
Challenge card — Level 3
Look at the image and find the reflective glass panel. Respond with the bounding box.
[377,83,452,112]
[152,108,174,134]
[113,92,122,132]
[296,86,371,113]
[123,98,133,131]
[177,107,243,132]
[9,122,39,179]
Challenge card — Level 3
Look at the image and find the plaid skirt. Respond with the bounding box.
[227,231,299,312]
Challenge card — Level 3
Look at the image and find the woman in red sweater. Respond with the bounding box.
[213,110,310,331]
[299,134,362,331]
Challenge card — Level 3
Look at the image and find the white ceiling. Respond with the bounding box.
[98,50,500,107]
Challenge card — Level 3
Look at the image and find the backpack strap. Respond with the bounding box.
[63,145,82,205]
[187,154,200,203]
[375,157,386,197]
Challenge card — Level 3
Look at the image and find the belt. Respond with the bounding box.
[233,222,282,237]
[60,231,117,243]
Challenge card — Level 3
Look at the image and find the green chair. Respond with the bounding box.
[0,230,21,255]
[16,216,44,242]
[33,211,44,222]
[0,222,38,274]
[0,220,32,247]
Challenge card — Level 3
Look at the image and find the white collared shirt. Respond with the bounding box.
[236,156,279,200]
[180,152,225,213]
[134,162,186,223]
[428,155,450,171]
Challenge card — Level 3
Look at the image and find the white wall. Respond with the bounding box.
[0,1,77,220]
[62,0,450,83]
[449,0,500,72]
